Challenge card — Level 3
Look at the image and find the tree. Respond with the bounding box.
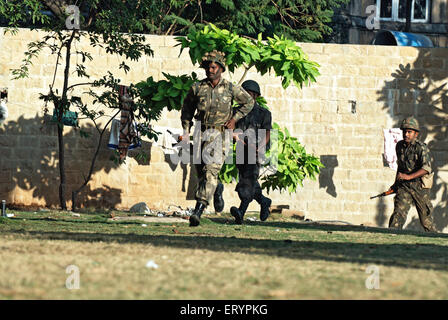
[194,0,352,42]
[1,0,155,210]
[1,1,351,43]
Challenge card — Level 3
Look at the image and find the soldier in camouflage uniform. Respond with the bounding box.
[230,80,273,224]
[388,116,437,232]
[181,50,254,227]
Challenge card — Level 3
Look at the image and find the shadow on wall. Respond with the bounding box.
[377,48,448,232]
[319,155,338,198]
[0,113,135,209]
[375,195,388,227]
[163,150,197,201]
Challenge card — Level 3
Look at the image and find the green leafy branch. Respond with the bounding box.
[261,123,324,194]
[175,23,320,88]
[133,72,198,126]
[218,121,324,194]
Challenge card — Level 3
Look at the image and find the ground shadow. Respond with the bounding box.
[319,155,338,197]
[0,113,127,209]
[376,48,448,232]
[208,217,448,239]
[4,226,448,272]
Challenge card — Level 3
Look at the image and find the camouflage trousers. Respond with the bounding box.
[388,180,436,232]
[194,129,230,206]
[235,163,263,204]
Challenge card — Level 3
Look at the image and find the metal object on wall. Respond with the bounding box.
[372,30,434,47]
[0,88,8,124]
[0,88,7,101]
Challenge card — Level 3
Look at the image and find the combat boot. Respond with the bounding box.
[213,182,225,213]
[230,200,250,225]
[189,202,206,227]
[259,196,272,221]
[230,207,243,225]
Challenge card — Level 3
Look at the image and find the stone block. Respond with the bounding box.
[336,76,354,88]
[375,46,399,57]
[422,58,444,69]
[374,67,395,77]
[397,46,419,58]
[343,202,360,212]
[129,202,151,214]
[0,136,17,147]
[348,170,366,181]
[344,192,370,202]
[0,147,11,158]
[340,181,360,191]
[299,42,324,54]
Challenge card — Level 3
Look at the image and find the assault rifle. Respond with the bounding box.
[370,184,398,199]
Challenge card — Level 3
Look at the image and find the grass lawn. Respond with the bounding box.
[1,209,448,300]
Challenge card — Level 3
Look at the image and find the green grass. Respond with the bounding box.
[1,209,448,299]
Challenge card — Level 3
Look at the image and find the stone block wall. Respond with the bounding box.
[0,28,447,232]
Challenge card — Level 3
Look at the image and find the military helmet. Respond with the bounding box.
[241,80,261,96]
[400,116,420,132]
[200,50,226,72]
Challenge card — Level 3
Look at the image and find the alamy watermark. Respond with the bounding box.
[65,5,80,30]
[65,264,80,290]
[365,265,380,290]
[365,5,380,30]
[168,121,279,173]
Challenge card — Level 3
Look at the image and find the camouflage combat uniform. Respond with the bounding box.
[388,139,436,232]
[233,102,272,204]
[181,78,254,206]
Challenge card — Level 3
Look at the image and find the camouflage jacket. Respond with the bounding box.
[396,139,433,188]
[181,78,254,132]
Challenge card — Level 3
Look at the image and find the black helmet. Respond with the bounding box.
[242,80,261,96]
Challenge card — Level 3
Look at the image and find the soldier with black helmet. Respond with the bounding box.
[388,116,437,232]
[228,79,273,224]
[181,50,254,227]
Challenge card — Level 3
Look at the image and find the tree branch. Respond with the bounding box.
[67,82,96,91]
[42,0,70,20]
[165,2,190,35]
[238,64,252,85]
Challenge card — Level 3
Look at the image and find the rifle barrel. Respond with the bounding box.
[370,192,385,199]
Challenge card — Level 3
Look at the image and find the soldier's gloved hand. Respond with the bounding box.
[224,118,236,130]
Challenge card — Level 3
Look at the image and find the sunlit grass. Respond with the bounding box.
[1,209,447,299]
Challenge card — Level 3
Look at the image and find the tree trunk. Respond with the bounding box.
[57,121,67,210]
[71,110,119,211]
[71,133,102,212]
[57,30,76,210]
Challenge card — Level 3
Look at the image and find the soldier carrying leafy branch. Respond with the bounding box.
[181,50,254,227]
